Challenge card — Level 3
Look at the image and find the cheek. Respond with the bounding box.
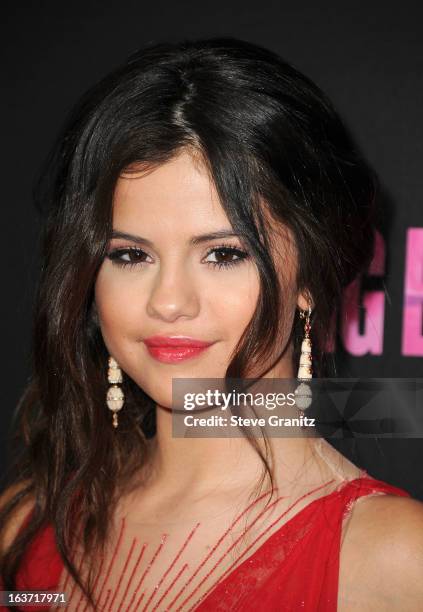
[94,265,145,350]
[209,267,260,334]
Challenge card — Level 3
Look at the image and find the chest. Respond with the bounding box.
[53,484,355,610]
[57,514,280,611]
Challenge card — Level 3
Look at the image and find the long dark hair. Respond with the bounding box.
[0,37,378,607]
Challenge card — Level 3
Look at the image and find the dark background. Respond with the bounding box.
[1,1,422,497]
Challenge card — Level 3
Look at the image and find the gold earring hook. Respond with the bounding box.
[299,304,312,338]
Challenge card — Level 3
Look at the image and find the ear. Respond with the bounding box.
[296,290,314,311]
[91,300,100,325]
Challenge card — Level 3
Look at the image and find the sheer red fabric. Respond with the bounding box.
[3,473,410,611]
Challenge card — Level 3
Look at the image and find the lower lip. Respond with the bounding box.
[145,345,212,363]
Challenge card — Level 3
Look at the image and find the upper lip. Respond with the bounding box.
[143,335,214,348]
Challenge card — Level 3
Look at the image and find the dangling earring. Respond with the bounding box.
[107,356,124,429]
[294,304,313,416]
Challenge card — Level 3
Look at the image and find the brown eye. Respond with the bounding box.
[107,247,151,267]
[205,245,249,269]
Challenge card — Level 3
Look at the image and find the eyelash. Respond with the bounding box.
[106,243,250,270]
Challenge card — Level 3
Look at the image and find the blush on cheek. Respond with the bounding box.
[95,271,129,327]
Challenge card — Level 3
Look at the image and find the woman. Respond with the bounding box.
[1,37,422,611]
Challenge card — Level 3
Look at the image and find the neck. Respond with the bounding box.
[142,361,315,499]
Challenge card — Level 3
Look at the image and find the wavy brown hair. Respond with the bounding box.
[0,36,378,608]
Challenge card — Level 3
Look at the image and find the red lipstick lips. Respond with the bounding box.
[143,336,214,363]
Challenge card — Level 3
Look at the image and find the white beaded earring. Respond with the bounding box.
[294,304,313,416]
[107,356,124,429]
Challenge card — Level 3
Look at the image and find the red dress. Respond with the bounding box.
[3,473,411,611]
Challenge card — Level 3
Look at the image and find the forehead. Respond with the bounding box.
[112,150,230,232]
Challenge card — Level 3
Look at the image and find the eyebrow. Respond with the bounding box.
[110,229,241,247]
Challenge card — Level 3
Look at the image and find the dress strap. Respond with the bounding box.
[337,473,411,507]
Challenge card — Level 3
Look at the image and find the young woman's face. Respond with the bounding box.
[95,150,305,409]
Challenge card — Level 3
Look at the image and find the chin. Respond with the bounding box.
[136,383,172,406]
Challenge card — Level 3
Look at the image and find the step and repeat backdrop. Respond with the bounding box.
[335,228,422,360]
[2,2,422,496]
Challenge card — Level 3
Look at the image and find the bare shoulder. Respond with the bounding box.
[338,492,423,611]
[0,480,35,555]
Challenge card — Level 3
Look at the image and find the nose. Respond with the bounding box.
[146,260,200,322]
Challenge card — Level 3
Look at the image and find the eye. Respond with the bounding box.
[107,247,151,267]
[204,244,250,269]
[105,243,250,270]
